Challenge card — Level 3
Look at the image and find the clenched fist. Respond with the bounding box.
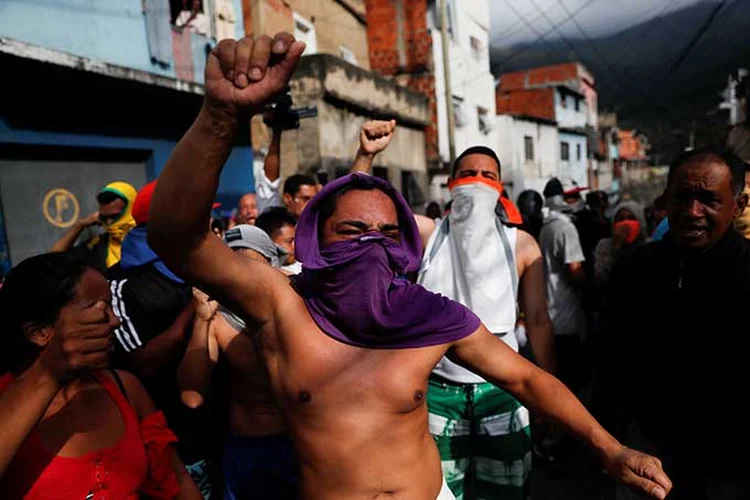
[359,119,396,156]
[204,33,306,119]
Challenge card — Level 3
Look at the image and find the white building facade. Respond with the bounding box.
[427,0,496,163]
[495,115,558,200]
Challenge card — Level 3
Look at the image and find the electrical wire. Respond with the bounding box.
[492,0,596,70]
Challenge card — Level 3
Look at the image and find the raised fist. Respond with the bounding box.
[360,119,396,155]
[204,33,305,119]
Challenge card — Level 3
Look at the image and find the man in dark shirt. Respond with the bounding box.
[597,148,750,499]
[108,181,215,497]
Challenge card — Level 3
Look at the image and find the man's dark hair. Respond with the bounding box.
[96,191,125,205]
[543,178,564,198]
[586,191,608,210]
[667,148,746,196]
[283,174,317,197]
[517,190,544,240]
[0,252,94,371]
[257,207,298,238]
[451,146,502,177]
[425,201,443,220]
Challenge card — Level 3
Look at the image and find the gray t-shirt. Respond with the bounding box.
[539,210,586,336]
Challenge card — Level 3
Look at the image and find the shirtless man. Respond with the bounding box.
[177,224,295,499]
[149,32,672,500]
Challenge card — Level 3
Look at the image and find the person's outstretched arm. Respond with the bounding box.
[350,119,396,173]
[450,326,672,500]
[148,34,304,324]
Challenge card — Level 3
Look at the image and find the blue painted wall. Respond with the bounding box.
[0,0,245,83]
[0,118,254,206]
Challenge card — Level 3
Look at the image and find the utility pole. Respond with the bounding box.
[439,0,456,164]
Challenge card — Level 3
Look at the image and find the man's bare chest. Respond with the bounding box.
[266,303,447,416]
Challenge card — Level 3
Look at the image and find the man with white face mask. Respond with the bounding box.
[418,148,554,499]
[353,141,555,499]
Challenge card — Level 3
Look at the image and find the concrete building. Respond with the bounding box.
[365,0,495,204]
[618,130,650,168]
[495,115,558,198]
[496,62,610,192]
[246,0,431,207]
[0,0,249,272]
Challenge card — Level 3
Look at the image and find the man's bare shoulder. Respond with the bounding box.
[415,214,436,250]
[516,229,542,272]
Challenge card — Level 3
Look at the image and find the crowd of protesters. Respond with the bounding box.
[1,31,749,500]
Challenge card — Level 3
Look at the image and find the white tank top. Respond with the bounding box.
[418,217,519,384]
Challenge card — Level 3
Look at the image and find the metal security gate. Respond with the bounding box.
[0,149,147,267]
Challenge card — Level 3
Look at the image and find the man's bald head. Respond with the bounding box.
[237,193,258,225]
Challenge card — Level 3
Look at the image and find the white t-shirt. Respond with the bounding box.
[539,210,586,336]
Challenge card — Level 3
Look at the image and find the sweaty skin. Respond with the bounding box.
[149,33,672,500]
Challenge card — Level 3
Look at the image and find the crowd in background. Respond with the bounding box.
[1,31,749,500]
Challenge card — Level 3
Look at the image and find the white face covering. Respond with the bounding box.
[449,182,500,225]
[420,180,519,350]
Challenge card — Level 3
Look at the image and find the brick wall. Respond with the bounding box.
[499,63,580,92]
[496,88,556,122]
[365,0,438,165]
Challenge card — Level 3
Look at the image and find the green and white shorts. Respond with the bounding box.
[427,376,532,500]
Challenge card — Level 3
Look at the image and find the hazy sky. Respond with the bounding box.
[489,0,708,47]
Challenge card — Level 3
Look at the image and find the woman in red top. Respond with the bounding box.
[0,251,202,500]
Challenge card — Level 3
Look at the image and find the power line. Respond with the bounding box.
[493,0,596,70]
[553,0,629,101]
[610,0,685,66]
[490,1,558,47]
[498,0,574,66]
[641,0,727,104]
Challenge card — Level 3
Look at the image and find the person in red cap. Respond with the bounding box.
[109,180,217,497]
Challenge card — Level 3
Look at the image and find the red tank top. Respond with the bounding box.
[0,371,148,500]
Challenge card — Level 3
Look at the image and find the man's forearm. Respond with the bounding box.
[51,223,86,252]
[177,316,214,408]
[149,105,238,264]
[263,128,282,182]
[0,360,61,475]
[513,367,619,461]
[351,148,375,173]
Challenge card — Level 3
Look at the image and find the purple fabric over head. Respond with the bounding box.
[293,173,481,349]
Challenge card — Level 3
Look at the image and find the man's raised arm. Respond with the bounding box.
[350,119,396,173]
[148,33,304,320]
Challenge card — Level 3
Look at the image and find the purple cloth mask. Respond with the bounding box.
[293,173,480,349]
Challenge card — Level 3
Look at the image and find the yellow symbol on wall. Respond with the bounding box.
[43,189,80,229]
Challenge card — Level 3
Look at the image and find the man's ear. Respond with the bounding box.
[23,323,54,349]
[735,192,749,218]
[283,193,293,208]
